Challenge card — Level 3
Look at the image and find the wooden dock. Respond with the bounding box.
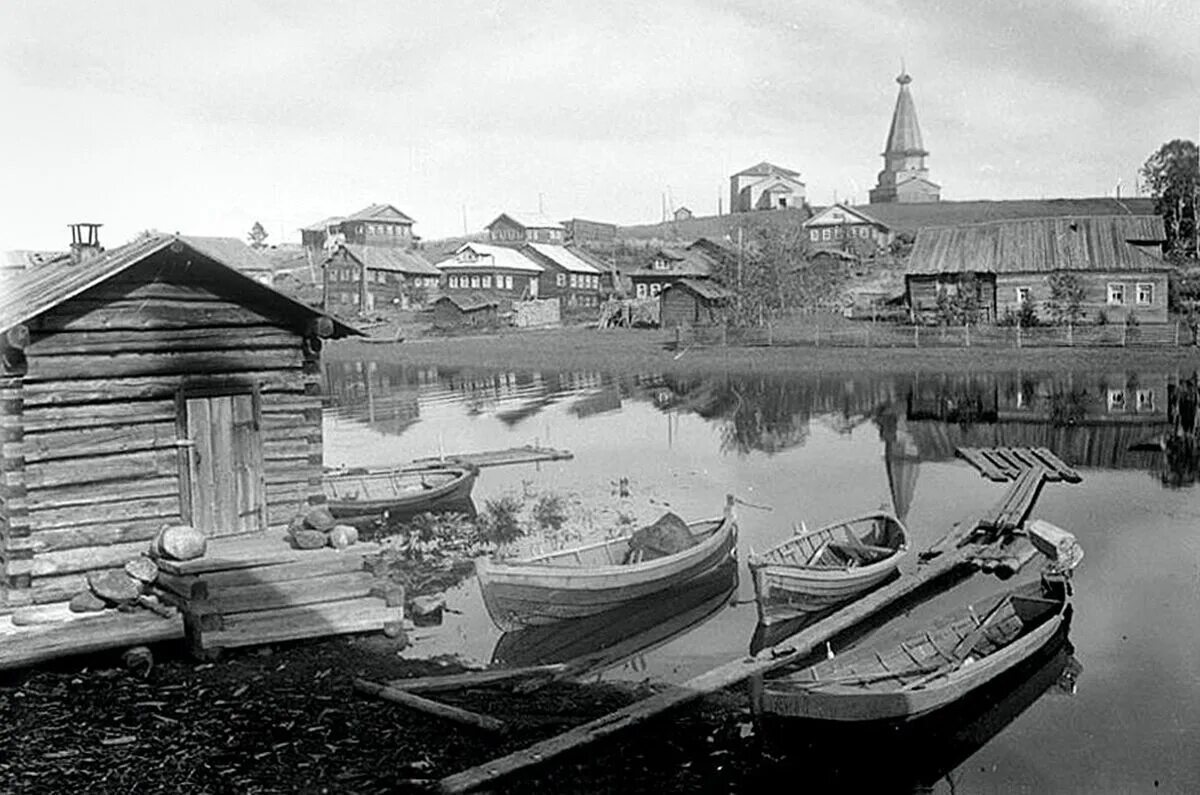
[434,446,1076,792]
[406,445,573,471]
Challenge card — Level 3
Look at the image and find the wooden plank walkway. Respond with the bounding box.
[956,446,1081,484]
[406,445,574,471]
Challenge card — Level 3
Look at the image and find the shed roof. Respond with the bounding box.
[526,243,600,274]
[906,216,1169,276]
[335,244,441,276]
[435,243,544,273]
[0,234,361,337]
[435,293,499,312]
[486,212,565,231]
[665,278,734,300]
[845,197,1158,235]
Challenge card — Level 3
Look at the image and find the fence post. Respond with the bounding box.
[1067,322,1073,346]
[1176,320,1181,347]
[1122,320,1127,347]
[1016,322,1022,349]
[815,325,820,347]
[965,322,970,348]
[913,324,919,348]
[767,321,773,347]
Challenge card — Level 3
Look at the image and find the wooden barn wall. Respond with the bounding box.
[3,259,325,608]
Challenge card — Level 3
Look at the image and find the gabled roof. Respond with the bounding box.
[733,161,800,178]
[434,243,544,273]
[344,204,415,224]
[804,203,889,228]
[3,249,70,270]
[435,293,499,312]
[630,248,715,278]
[665,278,734,300]
[182,236,273,273]
[486,212,565,231]
[752,173,805,192]
[334,243,441,276]
[688,238,739,267]
[525,243,600,274]
[839,197,1159,235]
[907,216,1169,276]
[301,215,345,232]
[0,234,361,337]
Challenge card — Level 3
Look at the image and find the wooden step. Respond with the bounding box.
[193,571,377,615]
[198,596,399,649]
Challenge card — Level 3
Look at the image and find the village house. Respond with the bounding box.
[434,242,543,303]
[323,243,441,311]
[673,207,694,222]
[659,278,734,329]
[0,225,359,617]
[804,204,894,253]
[486,213,566,244]
[301,204,416,253]
[430,294,500,331]
[905,215,1170,324]
[521,243,602,309]
[562,218,617,248]
[729,162,807,213]
[629,246,719,299]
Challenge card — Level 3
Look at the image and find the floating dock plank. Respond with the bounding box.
[1031,447,1082,483]
[956,448,1008,482]
[406,445,573,471]
[957,446,1080,484]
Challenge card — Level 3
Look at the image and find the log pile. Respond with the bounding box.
[153,514,402,659]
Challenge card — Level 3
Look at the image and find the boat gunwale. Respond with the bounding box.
[747,511,909,573]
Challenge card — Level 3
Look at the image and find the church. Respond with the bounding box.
[869,70,941,204]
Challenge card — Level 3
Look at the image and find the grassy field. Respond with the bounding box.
[332,325,1200,375]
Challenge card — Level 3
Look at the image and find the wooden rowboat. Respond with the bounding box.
[748,512,909,626]
[476,497,738,631]
[761,576,1071,723]
[322,465,477,520]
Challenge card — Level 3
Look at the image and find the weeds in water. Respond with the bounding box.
[479,495,526,544]
[532,493,569,532]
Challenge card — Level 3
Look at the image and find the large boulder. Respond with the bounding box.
[153,525,207,561]
[328,525,359,550]
[302,506,337,532]
[290,529,328,550]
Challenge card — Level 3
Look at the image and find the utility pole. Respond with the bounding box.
[462,204,468,236]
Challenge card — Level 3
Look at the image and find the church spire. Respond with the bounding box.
[869,69,940,204]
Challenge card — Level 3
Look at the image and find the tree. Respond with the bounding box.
[1045,271,1086,325]
[1141,139,1198,260]
[248,221,269,249]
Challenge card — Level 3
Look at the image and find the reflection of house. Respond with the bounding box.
[323,243,441,311]
[0,226,359,611]
[660,278,733,328]
[629,247,718,298]
[730,162,806,212]
[906,215,1170,323]
[869,71,940,204]
[486,213,565,244]
[301,204,416,252]
[431,294,500,330]
[434,243,542,303]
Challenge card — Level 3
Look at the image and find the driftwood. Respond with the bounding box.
[383,664,572,694]
[354,679,506,733]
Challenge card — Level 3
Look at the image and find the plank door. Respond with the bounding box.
[183,392,265,536]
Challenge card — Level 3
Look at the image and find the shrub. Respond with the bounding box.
[532,493,569,532]
[478,495,525,545]
[1096,309,1109,326]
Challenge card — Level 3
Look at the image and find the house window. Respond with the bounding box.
[482,275,492,288]
[1107,389,1126,412]
[636,283,647,298]
[1136,283,1154,305]
[809,229,819,242]
[557,273,565,287]
[504,275,513,290]
[1015,287,1031,304]
[570,274,578,288]
[650,283,663,297]
[1107,283,1126,305]
[821,229,831,241]
[470,276,480,288]
[1136,389,1155,412]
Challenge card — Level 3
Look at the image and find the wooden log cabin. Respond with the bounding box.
[0,226,359,613]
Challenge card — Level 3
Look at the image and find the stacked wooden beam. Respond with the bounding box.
[153,533,402,659]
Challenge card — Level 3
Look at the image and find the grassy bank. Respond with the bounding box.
[333,326,1200,375]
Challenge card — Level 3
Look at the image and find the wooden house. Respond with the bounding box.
[629,247,718,299]
[521,243,602,309]
[803,204,894,253]
[301,204,416,253]
[324,243,441,311]
[906,216,1169,324]
[562,218,617,248]
[485,213,565,245]
[434,243,543,305]
[660,278,733,328]
[431,294,500,330]
[0,228,359,614]
[729,162,806,212]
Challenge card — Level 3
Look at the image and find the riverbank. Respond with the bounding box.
[335,326,1200,375]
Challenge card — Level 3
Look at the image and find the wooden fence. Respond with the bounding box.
[680,320,1192,349]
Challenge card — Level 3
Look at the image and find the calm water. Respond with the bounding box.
[323,355,1200,793]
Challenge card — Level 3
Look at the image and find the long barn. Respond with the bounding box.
[0,226,358,614]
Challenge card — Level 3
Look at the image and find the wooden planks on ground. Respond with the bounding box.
[154,533,383,576]
[0,609,183,671]
[406,445,573,471]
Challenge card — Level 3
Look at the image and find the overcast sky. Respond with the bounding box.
[2,0,1197,250]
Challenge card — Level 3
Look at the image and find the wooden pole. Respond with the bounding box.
[354,678,507,733]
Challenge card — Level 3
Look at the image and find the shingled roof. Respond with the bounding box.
[848,197,1158,235]
[907,215,1168,276]
[335,244,441,276]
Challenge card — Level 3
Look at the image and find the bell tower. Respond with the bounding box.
[869,70,940,204]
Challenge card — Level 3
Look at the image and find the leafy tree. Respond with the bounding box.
[248,221,269,249]
[1045,271,1086,325]
[1141,139,1198,259]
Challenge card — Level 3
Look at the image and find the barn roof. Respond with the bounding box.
[843,197,1158,235]
[906,215,1169,276]
[526,243,600,274]
[344,203,415,224]
[335,244,441,276]
[666,278,734,300]
[435,293,499,312]
[486,212,565,231]
[181,236,274,274]
[0,233,361,337]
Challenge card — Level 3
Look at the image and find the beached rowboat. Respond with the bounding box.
[322,465,477,520]
[748,512,908,626]
[476,497,738,631]
[760,576,1071,722]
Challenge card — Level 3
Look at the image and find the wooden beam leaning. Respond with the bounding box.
[354,678,507,734]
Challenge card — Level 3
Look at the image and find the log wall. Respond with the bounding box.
[2,256,327,610]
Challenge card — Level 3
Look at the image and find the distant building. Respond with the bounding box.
[486,213,566,245]
[431,294,500,330]
[301,204,416,252]
[628,247,719,299]
[660,278,733,328]
[869,71,941,204]
[522,243,602,309]
[324,243,441,311]
[435,242,543,304]
[673,207,694,222]
[563,218,617,247]
[729,162,806,213]
[804,204,895,252]
[906,215,1169,324]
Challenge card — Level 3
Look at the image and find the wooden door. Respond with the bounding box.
[183,392,265,536]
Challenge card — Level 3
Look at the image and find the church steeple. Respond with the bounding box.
[869,69,940,204]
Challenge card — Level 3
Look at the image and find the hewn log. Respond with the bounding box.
[21,371,308,407]
[23,421,180,464]
[0,609,183,672]
[200,598,395,649]
[22,516,176,554]
[28,495,180,532]
[24,449,178,489]
[384,664,572,694]
[354,679,506,733]
[39,299,282,332]
[196,572,375,615]
[26,476,178,512]
[23,400,176,433]
[27,326,299,356]
[26,349,304,382]
[26,540,152,577]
